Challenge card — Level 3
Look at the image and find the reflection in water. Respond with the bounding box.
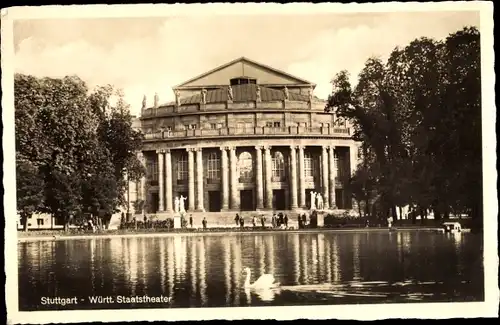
[331,236,340,282]
[18,231,484,310]
[198,238,207,306]
[352,234,361,280]
[159,240,166,294]
[223,237,231,305]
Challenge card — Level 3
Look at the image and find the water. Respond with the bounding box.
[18,230,484,310]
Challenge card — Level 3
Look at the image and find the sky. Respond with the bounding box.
[13,9,480,117]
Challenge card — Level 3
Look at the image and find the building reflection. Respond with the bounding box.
[159,239,166,294]
[331,235,340,282]
[188,238,197,300]
[231,238,241,306]
[222,237,231,304]
[352,233,361,280]
[197,237,207,306]
[292,234,300,284]
[264,236,275,276]
[317,234,325,281]
[128,238,138,295]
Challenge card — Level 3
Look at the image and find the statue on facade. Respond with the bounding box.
[201,88,207,105]
[283,86,289,100]
[174,196,180,213]
[142,95,147,110]
[256,85,261,102]
[179,195,187,213]
[154,92,159,108]
[308,86,314,103]
[310,191,316,210]
[227,86,234,101]
[175,89,181,106]
[316,192,324,210]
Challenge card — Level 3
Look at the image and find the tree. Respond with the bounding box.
[16,158,45,231]
[325,26,482,223]
[15,74,145,231]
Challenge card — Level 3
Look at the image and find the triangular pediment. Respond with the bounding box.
[175,57,314,88]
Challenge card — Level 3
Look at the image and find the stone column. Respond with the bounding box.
[229,146,239,210]
[329,146,336,209]
[138,152,147,209]
[321,146,330,210]
[157,150,165,212]
[165,149,173,213]
[289,145,298,210]
[220,147,229,211]
[187,148,195,211]
[196,148,204,211]
[255,146,264,210]
[264,145,273,210]
[298,145,306,208]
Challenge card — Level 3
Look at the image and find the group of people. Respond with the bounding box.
[234,212,289,229]
[181,214,207,230]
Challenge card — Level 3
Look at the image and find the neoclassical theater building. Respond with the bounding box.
[132,57,361,218]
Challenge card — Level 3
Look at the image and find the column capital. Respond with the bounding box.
[322,145,328,151]
[297,145,305,150]
[263,145,272,151]
[156,149,165,154]
[164,148,171,154]
[137,151,144,159]
[255,145,263,151]
[329,145,336,151]
[290,145,298,150]
[195,147,203,152]
[186,147,196,152]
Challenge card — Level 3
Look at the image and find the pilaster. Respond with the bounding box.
[157,149,165,212]
[329,146,336,209]
[255,145,264,210]
[321,146,330,210]
[290,145,298,210]
[187,148,195,212]
[264,145,273,210]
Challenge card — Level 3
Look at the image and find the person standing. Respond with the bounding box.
[202,217,207,230]
[189,214,193,228]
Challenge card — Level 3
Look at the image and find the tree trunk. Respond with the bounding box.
[391,205,398,220]
[22,212,29,232]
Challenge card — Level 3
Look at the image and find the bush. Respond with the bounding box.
[324,211,367,228]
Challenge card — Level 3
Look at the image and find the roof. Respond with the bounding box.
[160,84,317,107]
[174,57,315,89]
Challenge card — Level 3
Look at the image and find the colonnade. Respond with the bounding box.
[140,145,346,212]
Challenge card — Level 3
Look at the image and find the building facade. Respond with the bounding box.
[135,57,361,216]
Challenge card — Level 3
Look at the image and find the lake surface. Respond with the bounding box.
[18,230,484,311]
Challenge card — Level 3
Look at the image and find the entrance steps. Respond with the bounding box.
[148,210,309,228]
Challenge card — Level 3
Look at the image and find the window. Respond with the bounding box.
[245,122,253,129]
[190,124,197,130]
[272,151,286,179]
[37,219,44,226]
[207,152,220,180]
[237,122,244,129]
[304,152,315,178]
[210,123,217,130]
[146,156,158,181]
[238,151,253,180]
[273,122,281,128]
[266,122,273,128]
[177,153,188,181]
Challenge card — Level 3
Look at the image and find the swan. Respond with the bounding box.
[243,267,280,289]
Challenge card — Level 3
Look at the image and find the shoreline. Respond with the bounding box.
[16,226,452,242]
